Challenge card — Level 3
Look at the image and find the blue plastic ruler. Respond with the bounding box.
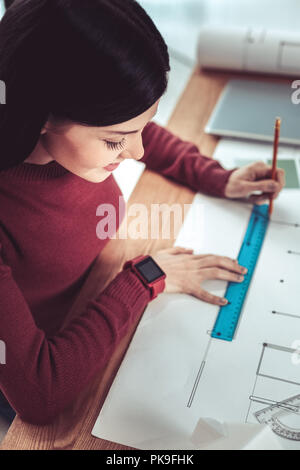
[211,204,270,342]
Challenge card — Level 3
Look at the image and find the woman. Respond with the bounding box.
[0,0,284,426]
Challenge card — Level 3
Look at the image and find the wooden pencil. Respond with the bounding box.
[268,117,281,216]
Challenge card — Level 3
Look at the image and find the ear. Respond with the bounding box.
[41,119,52,135]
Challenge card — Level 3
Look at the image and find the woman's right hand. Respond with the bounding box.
[152,246,248,306]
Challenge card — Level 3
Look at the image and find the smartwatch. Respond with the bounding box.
[123,255,166,300]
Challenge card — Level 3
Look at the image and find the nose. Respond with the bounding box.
[120,134,144,161]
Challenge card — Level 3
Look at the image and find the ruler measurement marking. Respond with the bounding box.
[211,205,269,342]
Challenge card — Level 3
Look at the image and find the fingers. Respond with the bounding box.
[246,161,271,179]
[192,288,228,306]
[247,192,271,205]
[168,246,194,254]
[192,254,247,274]
[189,265,246,305]
[246,162,285,184]
[241,163,285,197]
[244,179,280,194]
[247,169,285,204]
[273,168,285,199]
[199,267,245,283]
[276,168,285,188]
[160,250,247,305]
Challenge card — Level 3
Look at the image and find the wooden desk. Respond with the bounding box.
[0,67,290,450]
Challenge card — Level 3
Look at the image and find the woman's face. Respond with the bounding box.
[27,99,160,183]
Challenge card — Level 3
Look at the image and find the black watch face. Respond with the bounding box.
[135,257,165,283]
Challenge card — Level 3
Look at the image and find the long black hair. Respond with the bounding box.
[0,0,170,170]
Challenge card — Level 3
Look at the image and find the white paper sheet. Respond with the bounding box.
[92,143,300,450]
[113,159,146,202]
[191,419,283,450]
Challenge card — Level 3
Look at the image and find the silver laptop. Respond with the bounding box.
[205,79,300,145]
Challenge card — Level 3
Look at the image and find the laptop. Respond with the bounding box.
[205,79,300,145]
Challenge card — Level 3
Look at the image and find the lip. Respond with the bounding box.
[103,162,121,172]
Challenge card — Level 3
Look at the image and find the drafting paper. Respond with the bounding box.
[197,26,300,77]
[191,419,283,450]
[113,159,146,202]
[92,164,300,449]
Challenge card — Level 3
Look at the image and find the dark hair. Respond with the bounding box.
[0,0,170,170]
[4,0,15,9]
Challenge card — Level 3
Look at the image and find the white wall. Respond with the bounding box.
[139,0,300,62]
[0,1,5,19]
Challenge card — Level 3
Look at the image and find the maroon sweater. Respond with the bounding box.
[0,122,234,424]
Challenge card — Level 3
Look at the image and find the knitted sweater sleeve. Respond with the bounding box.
[0,243,151,425]
[141,121,235,197]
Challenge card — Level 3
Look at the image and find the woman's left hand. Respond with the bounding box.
[224,161,285,205]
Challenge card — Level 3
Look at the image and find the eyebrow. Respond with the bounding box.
[104,129,139,136]
[103,109,158,136]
